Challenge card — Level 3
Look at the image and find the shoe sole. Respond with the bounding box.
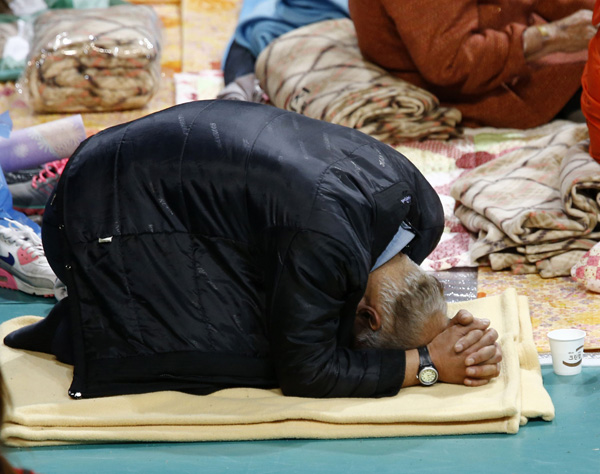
[0,268,54,297]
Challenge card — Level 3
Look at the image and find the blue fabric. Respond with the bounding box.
[230,0,349,58]
[221,0,270,71]
[371,222,415,272]
[0,163,41,236]
[277,0,348,26]
[237,0,266,21]
[0,111,12,139]
[0,112,40,235]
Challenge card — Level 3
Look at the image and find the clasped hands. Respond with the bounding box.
[428,309,502,387]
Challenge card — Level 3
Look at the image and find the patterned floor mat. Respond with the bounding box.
[478,266,600,353]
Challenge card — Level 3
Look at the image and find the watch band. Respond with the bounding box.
[418,345,434,369]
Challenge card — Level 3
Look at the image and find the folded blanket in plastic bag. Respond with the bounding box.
[0,1,129,82]
[18,3,162,113]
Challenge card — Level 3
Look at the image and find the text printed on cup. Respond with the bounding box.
[562,345,584,367]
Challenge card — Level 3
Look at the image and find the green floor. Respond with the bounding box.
[1,289,599,474]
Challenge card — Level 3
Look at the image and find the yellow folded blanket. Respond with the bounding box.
[0,289,553,447]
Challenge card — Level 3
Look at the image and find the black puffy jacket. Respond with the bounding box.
[46,100,444,399]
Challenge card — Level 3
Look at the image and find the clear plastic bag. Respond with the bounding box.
[0,18,32,81]
[18,3,162,113]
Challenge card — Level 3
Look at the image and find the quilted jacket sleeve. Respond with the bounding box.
[267,230,406,398]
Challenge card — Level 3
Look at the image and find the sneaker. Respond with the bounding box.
[4,166,44,185]
[8,158,69,215]
[0,218,56,296]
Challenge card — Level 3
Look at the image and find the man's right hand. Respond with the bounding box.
[427,310,502,387]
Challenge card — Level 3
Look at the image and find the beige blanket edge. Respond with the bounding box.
[1,289,554,446]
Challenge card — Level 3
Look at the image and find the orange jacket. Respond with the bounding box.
[350,0,593,128]
[582,1,600,163]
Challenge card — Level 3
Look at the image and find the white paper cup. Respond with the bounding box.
[547,329,585,376]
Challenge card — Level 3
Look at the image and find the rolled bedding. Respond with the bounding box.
[255,18,462,144]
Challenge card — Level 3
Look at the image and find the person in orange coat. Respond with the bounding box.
[349,0,596,129]
[582,2,600,163]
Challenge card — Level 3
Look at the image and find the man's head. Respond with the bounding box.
[353,253,448,350]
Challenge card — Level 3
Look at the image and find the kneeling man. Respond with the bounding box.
[6,100,500,399]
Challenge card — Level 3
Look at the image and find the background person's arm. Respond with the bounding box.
[380,0,531,95]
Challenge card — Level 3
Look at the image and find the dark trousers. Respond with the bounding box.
[3,187,74,364]
[223,41,257,85]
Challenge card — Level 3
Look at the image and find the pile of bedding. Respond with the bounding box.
[451,122,600,278]
[255,18,462,144]
[19,4,162,113]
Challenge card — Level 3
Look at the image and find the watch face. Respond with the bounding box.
[419,367,438,386]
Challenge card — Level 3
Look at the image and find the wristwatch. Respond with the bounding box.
[417,346,439,386]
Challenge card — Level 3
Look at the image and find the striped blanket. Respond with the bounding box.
[255,18,462,144]
[450,122,600,278]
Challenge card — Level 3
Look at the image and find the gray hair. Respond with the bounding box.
[356,260,447,350]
